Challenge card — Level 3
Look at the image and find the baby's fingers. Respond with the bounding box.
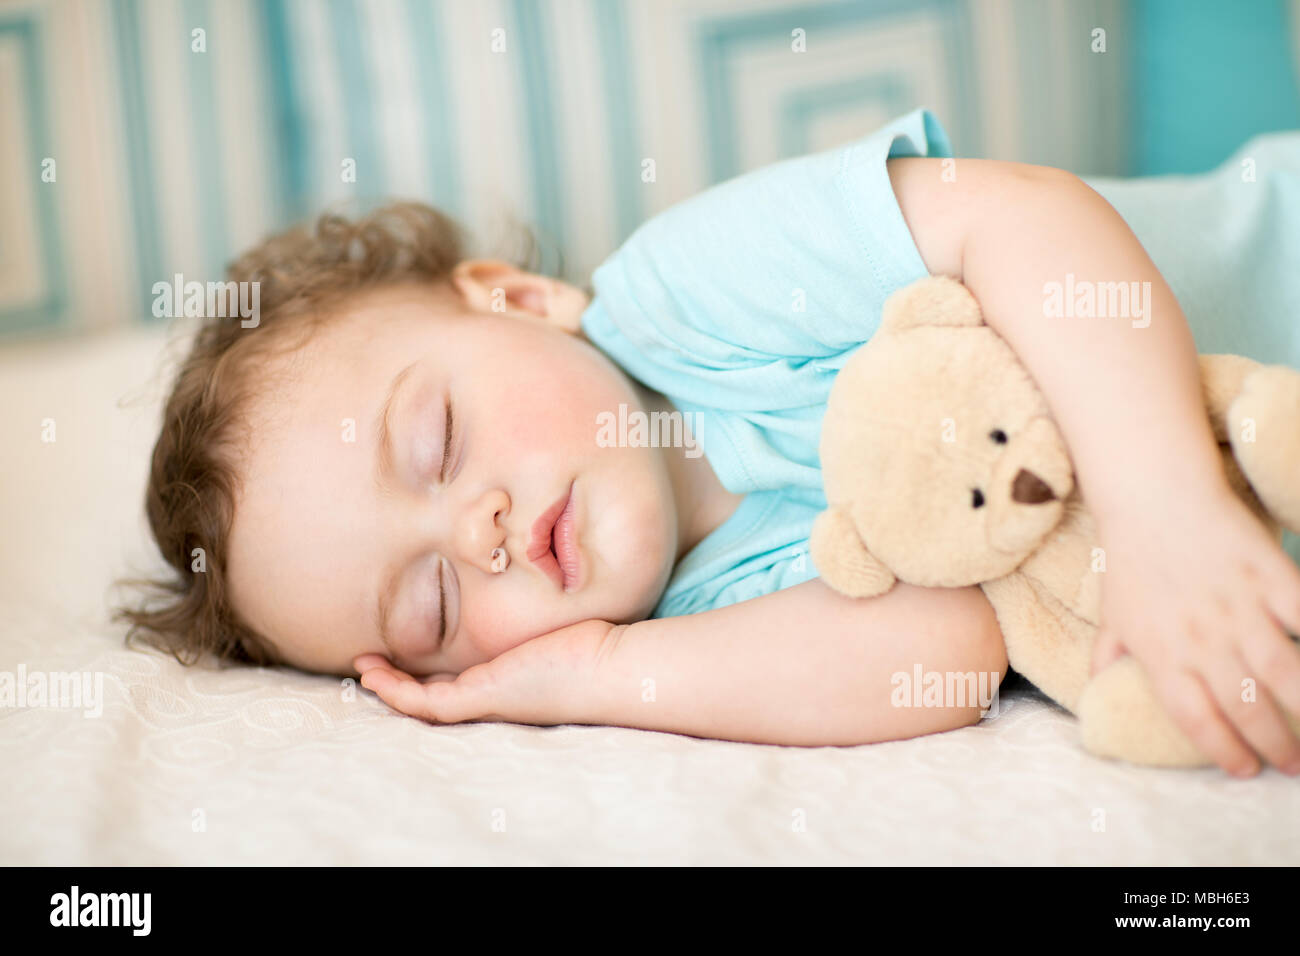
[353,654,455,687]
[1232,552,1300,718]
[1207,638,1300,774]
[1264,556,1300,639]
[353,653,401,677]
[1239,608,1300,754]
[358,661,497,724]
[1155,668,1258,777]
[359,668,435,718]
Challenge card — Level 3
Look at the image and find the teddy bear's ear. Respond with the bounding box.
[880,275,985,335]
[810,507,897,598]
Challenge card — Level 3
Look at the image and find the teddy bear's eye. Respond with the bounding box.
[989,429,1008,444]
[971,488,985,508]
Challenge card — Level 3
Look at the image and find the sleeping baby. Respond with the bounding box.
[119,110,1300,777]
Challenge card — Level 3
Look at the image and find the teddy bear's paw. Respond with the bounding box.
[1228,365,1300,534]
[810,508,897,598]
[1077,658,1212,767]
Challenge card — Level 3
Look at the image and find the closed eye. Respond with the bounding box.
[436,557,447,646]
[440,398,454,482]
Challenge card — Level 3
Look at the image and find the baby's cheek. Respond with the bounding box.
[466,590,564,655]
[497,378,600,451]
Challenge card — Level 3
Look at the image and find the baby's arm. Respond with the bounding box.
[887,157,1300,775]
[357,578,1006,746]
[886,158,1226,525]
[587,579,1004,745]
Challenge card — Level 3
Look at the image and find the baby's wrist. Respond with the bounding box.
[1089,463,1232,536]
[548,620,623,725]
[581,622,662,728]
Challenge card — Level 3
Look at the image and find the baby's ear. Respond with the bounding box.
[541,280,591,334]
[452,258,587,333]
[880,275,985,335]
[810,507,896,598]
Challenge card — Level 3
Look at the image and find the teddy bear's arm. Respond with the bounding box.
[809,507,897,598]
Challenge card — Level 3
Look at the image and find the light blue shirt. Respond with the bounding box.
[579,109,953,617]
[580,111,1300,617]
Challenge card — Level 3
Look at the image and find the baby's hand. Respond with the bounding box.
[1090,485,1300,776]
[353,619,620,727]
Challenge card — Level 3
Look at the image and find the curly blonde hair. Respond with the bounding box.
[114,201,537,668]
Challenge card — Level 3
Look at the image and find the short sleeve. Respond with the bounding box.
[583,107,951,371]
[580,108,953,494]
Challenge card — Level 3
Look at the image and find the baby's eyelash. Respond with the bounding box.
[437,558,446,646]
[440,398,454,482]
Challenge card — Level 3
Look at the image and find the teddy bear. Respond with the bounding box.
[810,274,1300,767]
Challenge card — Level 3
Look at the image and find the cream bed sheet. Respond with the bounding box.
[2,324,1296,866]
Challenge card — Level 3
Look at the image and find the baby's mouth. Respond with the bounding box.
[551,487,581,589]
[528,481,581,591]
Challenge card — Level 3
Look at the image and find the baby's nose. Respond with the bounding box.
[454,487,511,571]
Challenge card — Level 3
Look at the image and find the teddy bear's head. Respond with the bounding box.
[816,276,1077,594]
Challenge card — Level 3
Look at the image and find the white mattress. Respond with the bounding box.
[3,323,1297,866]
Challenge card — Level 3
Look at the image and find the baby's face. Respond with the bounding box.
[226,268,680,678]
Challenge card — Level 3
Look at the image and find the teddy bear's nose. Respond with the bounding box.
[1011,468,1056,504]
